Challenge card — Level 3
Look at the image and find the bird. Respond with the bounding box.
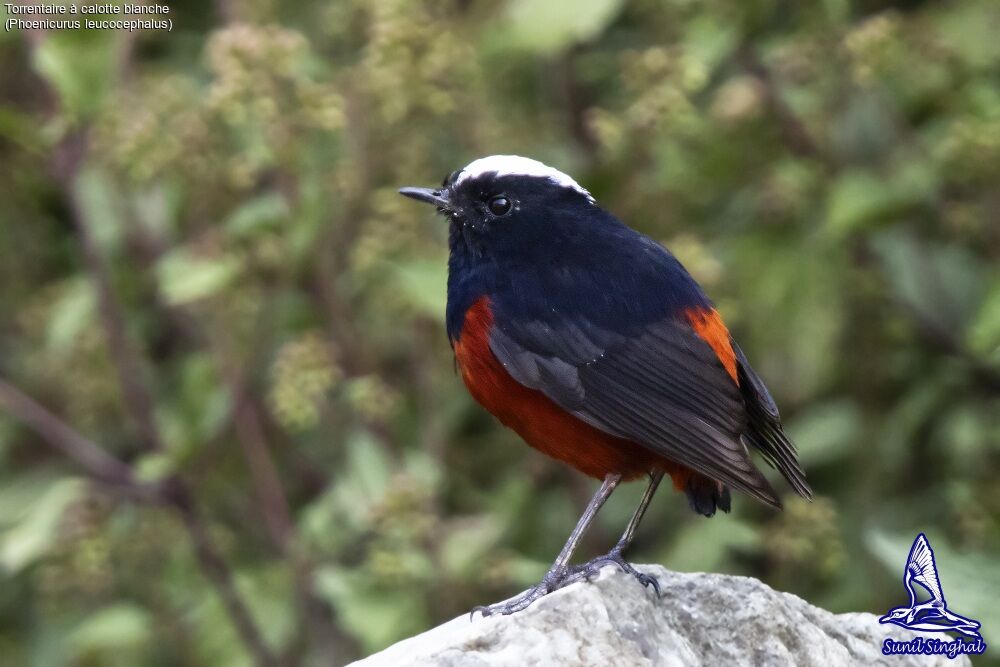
[879,533,982,638]
[399,155,812,616]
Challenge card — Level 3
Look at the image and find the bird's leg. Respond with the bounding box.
[564,470,665,595]
[615,469,665,554]
[474,473,621,617]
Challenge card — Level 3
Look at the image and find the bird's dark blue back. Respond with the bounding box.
[446,200,712,343]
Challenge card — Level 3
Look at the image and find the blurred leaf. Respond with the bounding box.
[683,16,739,70]
[440,516,503,577]
[299,483,357,553]
[662,517,758,573]
[934,0,1000,69]
[505,555,549,586]
[132,184,181,238]
[728,237,843,400]
[831,94,897,162]
[288,174,332,262]
[0,478,84,574]
[314,566,426,652]
[178,565,292,667]
[824,163,935,236]
[934,404,992,466]
[967,275,1000,359]
[32,29,120,118]
[134,452,176,485]
[224,193,290,238]
[0,417,14,463]
[69,603,153,663]
[389,259,447,319]
[46,278,96,353]
[872,230,985,332]
[0,107,42,152]
[156,249,243,305]
[402,449,443,490]
[350,431,391,494]
[325,431,393,532]
[821,0,849,22]
[74,167,124,254]
[503,0,623,55]
[236,566,297,651]
[0,472,64,527]
[158,356,231,460]
[876,373,955,473]
[786,399,862,467]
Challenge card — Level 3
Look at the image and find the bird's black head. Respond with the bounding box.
[399,155,597,253]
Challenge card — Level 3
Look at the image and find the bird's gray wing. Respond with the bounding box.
[489,315,782,507]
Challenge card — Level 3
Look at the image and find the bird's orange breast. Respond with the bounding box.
[453,296,671,481]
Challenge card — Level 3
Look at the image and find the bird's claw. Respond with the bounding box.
[470,552,662,619]
[471,583,550,618]
[470,567,575,618]
[565,549,662,597]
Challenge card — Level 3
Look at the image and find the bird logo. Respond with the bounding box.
[879,533,982,639]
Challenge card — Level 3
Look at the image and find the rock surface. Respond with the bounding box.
[349,565,971,667]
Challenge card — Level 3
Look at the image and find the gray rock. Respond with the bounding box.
[349,565,972,667]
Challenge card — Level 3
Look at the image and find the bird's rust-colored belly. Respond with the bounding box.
[453,296,679,482]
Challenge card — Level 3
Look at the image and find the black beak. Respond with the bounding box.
[398,186,451,210]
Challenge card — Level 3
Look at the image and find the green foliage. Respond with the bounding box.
[0,478,85,574]
[68,603,154,666]
[33,29,121,120]
[0,0,998,664]
[503,0,624,55]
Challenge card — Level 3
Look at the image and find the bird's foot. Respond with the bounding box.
[471,567,575,618]
[563,548,662,597]
[470,551,661,618]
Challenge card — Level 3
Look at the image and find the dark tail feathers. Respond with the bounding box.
[685,475,732,517]
[734,345,813,501]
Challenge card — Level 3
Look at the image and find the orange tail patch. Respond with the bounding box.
[685,307,739,384]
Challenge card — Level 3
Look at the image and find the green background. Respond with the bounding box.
[0,0,998,664]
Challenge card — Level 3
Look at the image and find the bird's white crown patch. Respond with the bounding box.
[455,155,594,202]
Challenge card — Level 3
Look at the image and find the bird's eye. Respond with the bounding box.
[488,195,512,216]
